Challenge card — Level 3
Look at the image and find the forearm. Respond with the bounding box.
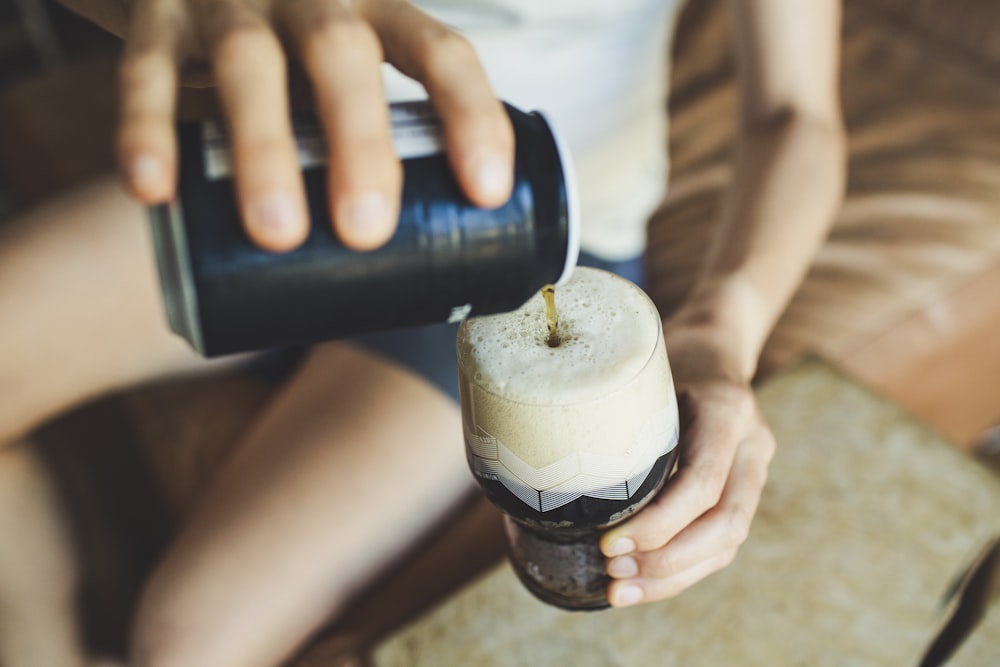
[679,110,847,380]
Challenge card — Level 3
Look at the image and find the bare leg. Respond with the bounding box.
[130,341,473,667]
[0,445,88,667]
[0,178,223,667]
[0,179,228,444]
[292,495,506,666]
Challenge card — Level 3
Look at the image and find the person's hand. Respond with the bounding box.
[599,304,777,607]
[117,0,515,252]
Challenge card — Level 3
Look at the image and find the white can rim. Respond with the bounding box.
[534,109,581,286]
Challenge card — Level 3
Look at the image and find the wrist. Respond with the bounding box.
[665,274,771,383]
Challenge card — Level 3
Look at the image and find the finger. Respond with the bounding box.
[609,424,775,580]
[200,1,309,252]
[366,2,514,208]
[279,1,400,251]
[607,548,739,608]
[601,388,754,556]
[118,0,183,203]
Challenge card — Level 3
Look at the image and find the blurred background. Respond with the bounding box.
[1,0,999,662]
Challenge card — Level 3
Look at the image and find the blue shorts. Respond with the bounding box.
[350,253,646,402]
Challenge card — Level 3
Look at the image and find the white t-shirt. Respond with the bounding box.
[382,0,683,261]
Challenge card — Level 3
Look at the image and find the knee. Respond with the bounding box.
[129,584,250,667]
[129,581,210,667]
[0,446,78,593]
[0,406,38,451]
[130,621,264,667]
[129,609,203,667]
[0,355,49,447]
[0,362,24,447]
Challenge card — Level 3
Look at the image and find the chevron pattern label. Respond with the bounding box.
[466,407,679,513]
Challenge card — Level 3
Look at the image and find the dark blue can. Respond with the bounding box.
[149,101,580,357]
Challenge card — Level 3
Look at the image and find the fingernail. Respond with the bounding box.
[344,192,391,237]
[475,155,512,202]
[247,191,298,237]
[614,584,643,607]
[129,154,163,194]
[608,555,638,579]
[606,537,636,557]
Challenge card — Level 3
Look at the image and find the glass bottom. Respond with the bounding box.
[503,516,611,612]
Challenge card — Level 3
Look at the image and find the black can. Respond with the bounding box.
[149,101,580,357]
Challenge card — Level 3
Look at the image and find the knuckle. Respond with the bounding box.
[721,505,752,547]
[307,17,382,63]
[415,27,477,73]
[690,466,726,510]
[656,578,691,601]
[237,133,293,162]
[212,23,277,61]
[650,550,683,579]
[473,105,516,150]
[757,425,778,461]
[330,125,397,160]
[731,388,757,422]
[332,147,402,193]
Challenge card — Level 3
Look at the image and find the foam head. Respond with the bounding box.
[457,266,662,406]
[457,267,678,477]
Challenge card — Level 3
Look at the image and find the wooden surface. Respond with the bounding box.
[373,360,1000,666]
[837,262,1000,448]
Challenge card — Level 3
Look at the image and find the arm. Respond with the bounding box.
[686,0,847,377]
[601,0,847,606]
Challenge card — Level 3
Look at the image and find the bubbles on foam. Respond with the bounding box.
[457,267,661,405]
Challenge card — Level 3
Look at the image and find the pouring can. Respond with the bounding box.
[149,101,580,356]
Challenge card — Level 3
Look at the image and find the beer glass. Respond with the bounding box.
[457,267,679,610]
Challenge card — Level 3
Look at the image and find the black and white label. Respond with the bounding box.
[466,406,680,514]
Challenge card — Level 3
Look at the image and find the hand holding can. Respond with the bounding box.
[149,101,579,356]
[109,0,515,252]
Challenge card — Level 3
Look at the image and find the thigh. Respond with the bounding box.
[131,340,470,667]
[0,178,228,444]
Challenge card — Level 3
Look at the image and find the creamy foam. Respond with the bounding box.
[458,267,661,405]
[458,267,677,472]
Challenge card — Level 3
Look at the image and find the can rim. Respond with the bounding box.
[148,201,206,355]
[534,109,581,286]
